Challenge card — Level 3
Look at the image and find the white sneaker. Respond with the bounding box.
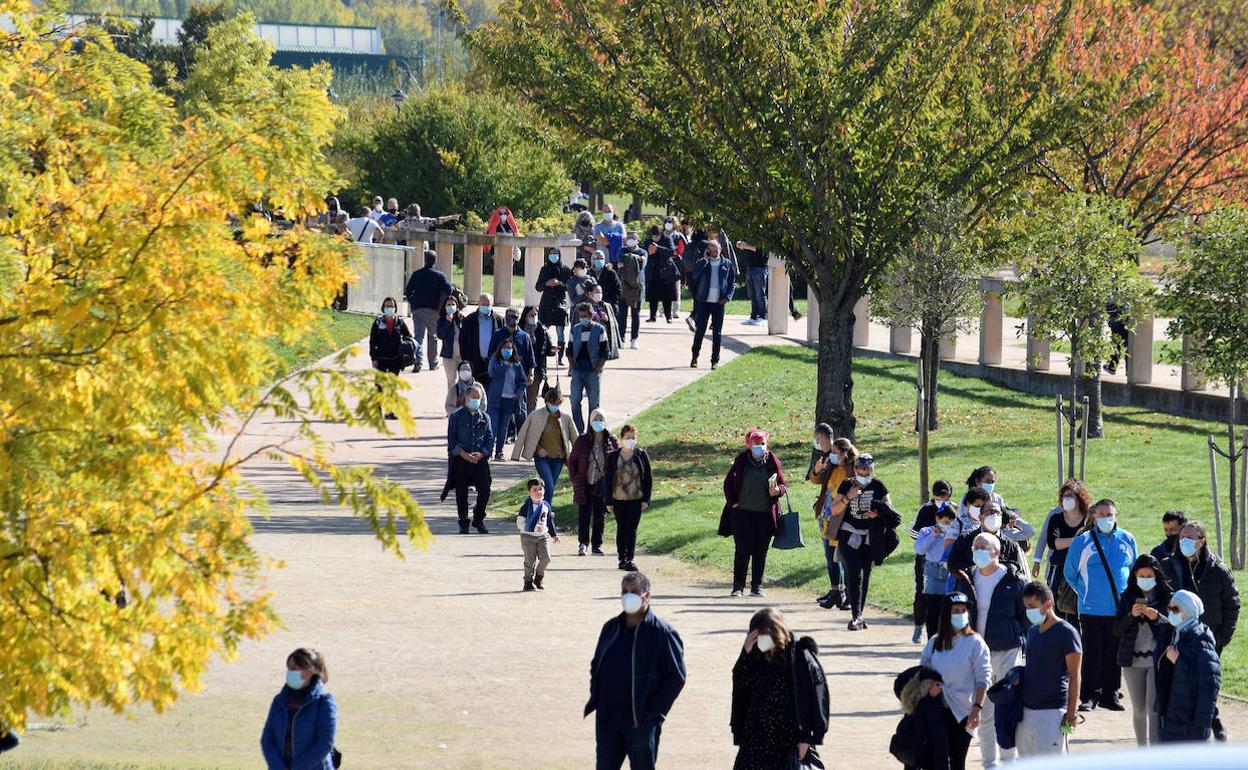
[578,543,587,556]
[629,339,638,350]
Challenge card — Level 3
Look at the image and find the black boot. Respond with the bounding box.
[534,576,544,590]
[458,520,470,534]
[556,343,565,366]
[473,520,489,534]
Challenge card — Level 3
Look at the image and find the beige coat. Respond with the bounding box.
[512,408,578,462]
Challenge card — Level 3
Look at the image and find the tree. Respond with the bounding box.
[1159,206,1248,569]
[343,84,568,218]
[1008,193,1153,476]
[466,0,1101,439]
[0,1,426,731]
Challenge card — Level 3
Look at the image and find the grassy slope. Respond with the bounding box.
[490,344,1247,697]
[267,310,374,379]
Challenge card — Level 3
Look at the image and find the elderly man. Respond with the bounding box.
[953,532,1029,768]
[459,293,505,387]
[403,249,456,373]
[594,203,627,265]
[444,384,494,534]
[586,571,686,770]
[948,499,1026,576]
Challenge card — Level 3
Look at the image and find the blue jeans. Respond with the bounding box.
[595,715,661,770]
[570,368,601,433]
[487,397,522,456]
[533,456,565,503]
[747,266,768,319]
[823,538,844,592]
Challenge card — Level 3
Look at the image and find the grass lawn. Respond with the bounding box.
[489,344,1248,697]
[267,310,374,380]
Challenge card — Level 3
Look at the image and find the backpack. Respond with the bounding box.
[888,712,929,767]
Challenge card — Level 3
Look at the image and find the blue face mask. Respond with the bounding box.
[479,306,492,316]
[591,420,606,432]
[1025,607,1046,625]
[949,612,969,631]
[1096,517,1115,534]
[1137,577,1157,592]
[546,404,559,414]
[286,670,306,690]
[548,254,559,263]
[466,398,481,411]
[750,444,766,458]
[579,317,591,327]
[1168,610,1186,627]
[593,259,605,269]
[501,348,513,359]
[828,453,841,465]
[972,549,993,569]
[1179,537,1199,558]
[981,482,995,494]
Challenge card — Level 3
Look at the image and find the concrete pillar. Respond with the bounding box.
[463,240,484,302]
[939,335,957,361]
[805,290,820,343]
[1026,314,1050,371]
[766,255,790,336]
[1182,335,1206,392]
[492,243,513,310]
[559,239,580,268]
[434,234,453,277]
[979,290,1004,366]
[1127,312,1154,385]
[889,325,912,354]
[852,295,870,347]
[524,246,544,308]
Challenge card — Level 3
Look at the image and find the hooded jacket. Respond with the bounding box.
[1155,619,1221,741]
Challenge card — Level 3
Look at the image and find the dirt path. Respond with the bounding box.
[18,315,1248,768]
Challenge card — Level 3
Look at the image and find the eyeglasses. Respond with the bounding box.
[1168,606,1181,613]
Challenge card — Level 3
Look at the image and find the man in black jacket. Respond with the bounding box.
[403,249,455,373]
[586,571,686,770]
[458,293,504,388]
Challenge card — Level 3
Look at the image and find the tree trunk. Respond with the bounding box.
[926,333,940,431]
[1068,338,1079,478]
[1084,367,1105,439]
[917,355,930,502]
[1229,382,1242,569]
[815,288,859,441]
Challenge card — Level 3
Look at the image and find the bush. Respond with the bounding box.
[343,85,568,220]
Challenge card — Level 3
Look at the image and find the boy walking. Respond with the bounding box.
[517,478,560,591]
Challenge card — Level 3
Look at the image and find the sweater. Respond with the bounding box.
[920,632,992,724]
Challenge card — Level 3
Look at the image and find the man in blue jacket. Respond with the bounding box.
[689,240,737,370]
[586,571,686,770]
[567,302,609,433]
[444,385,494,534]
[1063,499,1137,712]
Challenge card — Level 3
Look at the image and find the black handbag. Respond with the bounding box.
[772,492,806,550]
[786,746,825,770]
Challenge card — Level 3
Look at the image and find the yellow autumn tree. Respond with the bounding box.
[0,1,427,730]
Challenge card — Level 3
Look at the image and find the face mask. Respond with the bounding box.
[591,420,606,432]
[622,438,637,449]
[590,292,603,302]
[383,307,396,317]
[546,404,559,414]
[1026,607,1046,625]
[813,440,822,451]
[506,317,518,328]
[750,444,766,458]
[593,259,605,269]
[626,238,638,247]
[548,253,559,263]
[939,522,956,534]
[525,318,537,328]
[579,317,591,327]
[466,398,481,411]
[857,474,872,485]
[982,513,1002,532]
[286,670,306,689]
[1137,577,1157,592]
[1096,517,1115,534]
[1179,537,1199,558]
[621,592,644,614]
[601,213,613,223]
[828,454,840,465]
[949,612,969,631]
[1168,610,1186,627]
[479,306,492,316]
[973,549,994,569]
[1061,496,1076,512]
[651,235,659,242]
[968,506,982,521]
[663,222,674,231]
[755,634,775,653]
[573,269,585,277]
[446,304,457,315]
[501,348,513,359]
[981,482,995,494]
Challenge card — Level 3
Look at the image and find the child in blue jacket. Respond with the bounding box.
[517,478,560,591]
[914,505,958,639]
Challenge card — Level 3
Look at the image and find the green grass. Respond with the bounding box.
[267,310,374,380]
[490,344,1248,697]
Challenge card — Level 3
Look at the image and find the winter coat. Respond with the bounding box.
[947,527,1025,577]
[1063,526,1138,617]
[1113,583,1173,667]
[604,448,653,506]
[617,247,646,306]
[730,636,830,747]
[953,565,1030,651]
[585,608,687,727]
[644,234,679,302]
[511,408,577,463]
[260,678,337,770]
[719,451,789,537]
[458,311,504,377]
[568,432,620,506]
[536,262,572,327]
[590,265,623,306]
[896,674,951,770]
[369,315,413,363]
[1162,552,1241,651]
[1155,620,1221,742]
[436,313,462,360]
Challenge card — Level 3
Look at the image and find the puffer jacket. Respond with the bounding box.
[1155,620,1221,741]
[953,565,1030,651]
[1162,552,1241,651]
[260,679,337,770]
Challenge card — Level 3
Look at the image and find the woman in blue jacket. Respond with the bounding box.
[1156,590,1221,743]
[261,648,338,770]
[486,338,528,462]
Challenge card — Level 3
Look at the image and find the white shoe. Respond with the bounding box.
[742,318,758,326]
[629,339,638,349]
[578,543,587,556]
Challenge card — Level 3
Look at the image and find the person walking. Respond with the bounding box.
[1156,589,1222,743]
[368,297,413,420]
[1017,581,1082,757]
[443,385,493,534]
[436,297,464,384]
[519,305,552,412]
[738,240,768,325]
[952,532,1028,768]
[1161,520,1240,740]
[590,250,622,317]
[605,424,652,572]
[919,593,992,770]
[569,409,618,556]
[512,384,578,502]
[486,338,528,462]
[830,454,899,629]
[537,249,572,365]
[810,429,854,611]
[1033,480,1091,624]
[586,572,687,770]
[586,281,622,362]
[403,249,455,373]
[459,293,504,387]
[261,648,338,770]
[445,360,488,416]
[643,225,678,323]
[567,302,609,433]
[909,480,955,643]
[913,504,958,639]
[616,231,645,349]
[1063,499,1137,712]
[730,608,830,770]
[689,240,736,370]
[1113,554,1173,745]
[720,429,788,598]
[516,478,560,591]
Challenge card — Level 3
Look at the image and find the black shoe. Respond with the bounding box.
[685,316,696,332]
[0,731,19,753]
[690,357,698,368]
[750,587,764,597]
[710,361,718,370]
[591,546,605,556]
[817,590,839,609]
[1097,694,1125,712]
[458,521,470,534]
[1077,699,1096,712]
[1213,718,1228,742]
[534,577,544,590]
[523,580,535,592]
[619,560,628,571]
[847,617,866,631]
[473,521,489,534]
[493,452,504,461]
[837,597,852,611]
[624,560,638,571]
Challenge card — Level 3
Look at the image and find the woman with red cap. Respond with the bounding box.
[720,429,788,597]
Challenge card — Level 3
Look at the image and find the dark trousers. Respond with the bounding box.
[731,508,772,591]
[946,709,973,770]
[822,538,844,592]
[1079,614,1121,702]
[840,539,873,619]
[691,301,725,364]
[913,554,927,627]
[923,594,944,638]
[451,456,491,524]
[647,299,672,322]
[614,500,643,562]
[579,494,606,548]
[685,271,699,299]
[595,714,661,770]
[617,298,640,341]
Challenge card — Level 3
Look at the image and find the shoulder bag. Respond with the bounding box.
[773,491,805,550]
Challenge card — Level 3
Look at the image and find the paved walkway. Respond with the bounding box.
[17,313,1247,768]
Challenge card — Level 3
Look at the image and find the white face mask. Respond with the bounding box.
[622,438,637,449]
[968,505,982,521]
[601,213,613,223]
[590,292,603,302]
[663,222,674,231]
[982,513,1002,532]
[621,592,644,614]
[458,370,472,382]
[755,634,775,653]
[383,306,396,317]
[626,238,638,247]
[573,269,585,277]
[857,474,872,485]
[1061,496,1077,512]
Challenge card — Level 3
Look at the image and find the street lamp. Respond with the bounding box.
[391,88,407,112]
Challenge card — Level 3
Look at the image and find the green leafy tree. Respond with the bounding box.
[1009,193,1152,473]
[1160,206,1248,568]
[466,0,1100,438]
